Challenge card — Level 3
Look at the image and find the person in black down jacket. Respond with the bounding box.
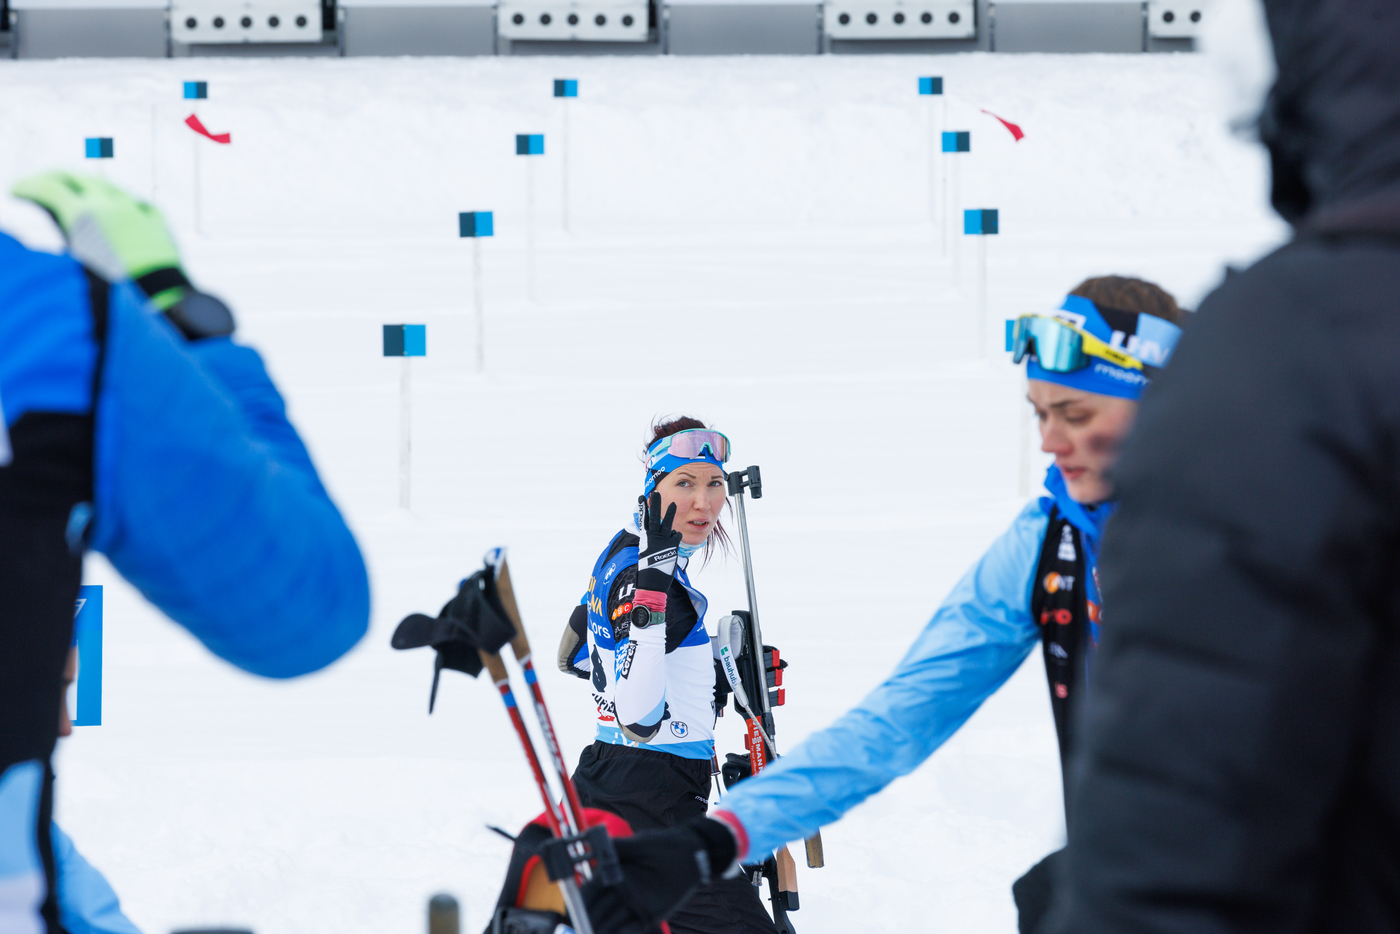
[1047,1,1400,932]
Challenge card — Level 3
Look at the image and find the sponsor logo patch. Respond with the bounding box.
[619,641,638,679]
[670,721,689,738]
[611,602,634,622]
[1057,525,1077,561]
[1043,572,1075,594]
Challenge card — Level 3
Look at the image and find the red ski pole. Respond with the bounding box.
[487,551,588,834]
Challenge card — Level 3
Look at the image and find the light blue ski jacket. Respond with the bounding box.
[717,493,1065,860]
[51,824,141,934]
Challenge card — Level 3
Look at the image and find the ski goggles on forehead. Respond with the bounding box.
[647,429,731,465]
[1010,314,1145,374]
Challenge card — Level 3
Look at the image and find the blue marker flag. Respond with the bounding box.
[72,586,102,726]
[554,79,578,98]
[460,211,494,237]
[383,324,427,357]
[919,76,943,95]
[183,81,208,99]
[516,134,544,156]
[942,131,970,153]
[964,209,999,235]
[85,138,114,159]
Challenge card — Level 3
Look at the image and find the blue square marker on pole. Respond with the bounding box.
[516,134,545,156]
[384,325,426,509]
[554,79,578,98]
[942,131,970,153]
[459,211,494,237]
[964,208,999,235]
[72,585,102,726]
[183,81,208,99]
[1006,320,1016,353]
[964,209,1001,359]
[85,138,114,159]
[460,212,492,373]
[382,324,427,357]
[918,76,943,95]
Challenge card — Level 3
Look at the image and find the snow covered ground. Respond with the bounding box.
[1,50,1286,934]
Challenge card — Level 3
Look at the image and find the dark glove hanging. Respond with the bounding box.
[391,566,517,711]
[582,818,738,934]
[712,658,733,714]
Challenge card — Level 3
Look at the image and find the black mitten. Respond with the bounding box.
[581,818,737,933]
[392,567,517,711]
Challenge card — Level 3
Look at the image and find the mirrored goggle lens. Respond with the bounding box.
[1015,317,1088,373]
[665,429,731,463]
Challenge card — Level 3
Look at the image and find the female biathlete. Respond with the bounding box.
[556,417,778,934]
[578,277,1189,934]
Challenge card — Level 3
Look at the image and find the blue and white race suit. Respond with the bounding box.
[575,531,719,760]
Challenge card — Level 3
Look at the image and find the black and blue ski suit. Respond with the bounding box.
[561,529,777,934]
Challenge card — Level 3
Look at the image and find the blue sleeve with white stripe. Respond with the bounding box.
[717,501,1049,858]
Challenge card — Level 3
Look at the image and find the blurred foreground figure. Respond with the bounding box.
[1049,1,1400,931]
[0,174,369,934]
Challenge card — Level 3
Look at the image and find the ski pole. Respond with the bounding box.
[484,549,589,834]
[477,646,595,934]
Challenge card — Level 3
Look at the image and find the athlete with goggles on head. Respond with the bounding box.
[487,417,775,934]
[574,278,1188,934]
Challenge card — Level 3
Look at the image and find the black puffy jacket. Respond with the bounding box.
[1050,1,1400,932]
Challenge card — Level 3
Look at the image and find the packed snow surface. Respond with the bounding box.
[0,50,1285,934]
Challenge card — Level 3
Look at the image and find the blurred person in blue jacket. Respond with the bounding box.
[50,649,142,934]
[578,276,1188,934]
[0,173,371,934]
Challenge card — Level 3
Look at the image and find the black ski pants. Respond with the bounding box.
[574,741,778,934]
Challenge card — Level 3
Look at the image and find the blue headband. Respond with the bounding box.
[1025,294,1182,400]
[643,435,727,499]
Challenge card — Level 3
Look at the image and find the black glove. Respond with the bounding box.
[391,566,517,711]
[712,658,732,714]
[635,492,682,596]
[582,818,738,934]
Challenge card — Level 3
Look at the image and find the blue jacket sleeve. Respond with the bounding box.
[51,824,142,934]
[717,501,1049,859]
[87,280,369,678]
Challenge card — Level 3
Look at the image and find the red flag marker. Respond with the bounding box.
[981,109,1024,142]
[185,114,231,144]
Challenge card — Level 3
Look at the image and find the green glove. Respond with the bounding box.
[12,171,190,310]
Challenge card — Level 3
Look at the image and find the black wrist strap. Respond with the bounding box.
[134,266,192,298]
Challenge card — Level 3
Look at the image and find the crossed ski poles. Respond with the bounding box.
[478,549,611,934]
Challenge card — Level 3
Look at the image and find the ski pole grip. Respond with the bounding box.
[479,650,510,683]
[492,559,536,663]
[747,465,762,499]
[804,831,825,869]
